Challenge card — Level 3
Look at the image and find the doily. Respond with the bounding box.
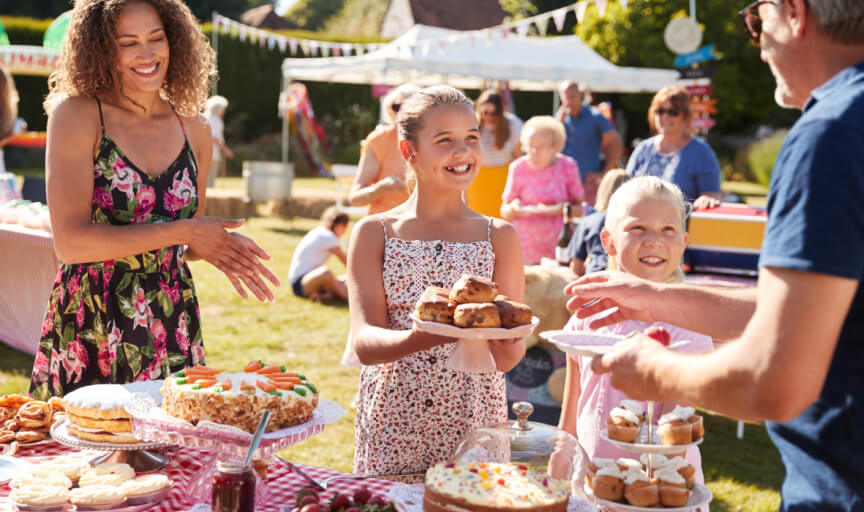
[127,392,345,459]
[387,484,597,512]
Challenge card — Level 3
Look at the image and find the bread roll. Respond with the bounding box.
[415,286,456,324]
[493,299,532,328]
[449,275,497,304]
[453,303,501,328]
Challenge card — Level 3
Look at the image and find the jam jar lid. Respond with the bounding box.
[449,402,582,482]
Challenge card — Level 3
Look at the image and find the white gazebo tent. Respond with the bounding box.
[278,25,678,172]
[281,24,678,93]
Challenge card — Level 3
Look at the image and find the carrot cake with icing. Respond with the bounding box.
[161,361,319,433]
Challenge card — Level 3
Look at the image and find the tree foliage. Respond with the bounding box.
[285,0,345,31]
[574,0,798,133]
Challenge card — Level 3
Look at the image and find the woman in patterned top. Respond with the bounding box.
[29,0,279,399]
[347,86,526,479]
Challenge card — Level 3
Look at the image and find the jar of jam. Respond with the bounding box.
[212,460,256,512]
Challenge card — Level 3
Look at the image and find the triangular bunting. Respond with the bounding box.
[535,14,550,36]
[300,41,310,56]
[596,0,608,17]
[341,43,353,56]
[238,25,247,42]
[552,6,569,31]
[321,43,330,57]
[515,21,530,38]
[500,26,510,39]
[267,35,277,50]
[259,31,267,47]
[278,36,288,53]
[308,40,319,56]
[289,38,298,55]
[574,1,589,24]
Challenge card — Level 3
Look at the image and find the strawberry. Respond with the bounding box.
[300,505,321,512]
[329,493,351,511]
[644,325,671,346]
[353,486,372,505]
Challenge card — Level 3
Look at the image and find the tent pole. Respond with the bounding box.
[552,89,560,115]
[282,73,290,169]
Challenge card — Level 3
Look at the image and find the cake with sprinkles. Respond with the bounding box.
[161,361,318,433]
[423,461,570,512]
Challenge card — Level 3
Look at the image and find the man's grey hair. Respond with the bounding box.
[809,0,864,45]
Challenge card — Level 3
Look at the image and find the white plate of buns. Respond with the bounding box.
[585,482,712,511]
[413,275,538,339]
[600,428,704,454]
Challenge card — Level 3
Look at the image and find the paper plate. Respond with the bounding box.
[600,428,704,455]
[541,330,624,357]
[585,482,712,511]
[412,315,539,340]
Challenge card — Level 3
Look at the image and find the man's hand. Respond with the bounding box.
[564,271,659,327]
[591,333,669,401]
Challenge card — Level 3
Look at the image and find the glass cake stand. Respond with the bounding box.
[126,394,346,505]
[50,417,171,472]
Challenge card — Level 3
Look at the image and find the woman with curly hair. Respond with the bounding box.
[29,0,279,399]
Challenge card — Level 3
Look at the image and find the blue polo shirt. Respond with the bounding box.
[567,211,608,273]
[561,106,613,180]
[759,60,864,511]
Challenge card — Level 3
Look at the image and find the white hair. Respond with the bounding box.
[809,0,864,44]
[205,95,228,117]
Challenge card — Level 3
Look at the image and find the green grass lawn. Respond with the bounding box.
[0,215,782,509]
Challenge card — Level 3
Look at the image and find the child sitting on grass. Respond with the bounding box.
[288,206,349,302]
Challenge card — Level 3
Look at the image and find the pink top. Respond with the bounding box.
[565,312,713,484]
[502,155,583,264]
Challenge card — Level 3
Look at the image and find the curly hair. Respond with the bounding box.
[0,65,18,141]
[44,0,215,117]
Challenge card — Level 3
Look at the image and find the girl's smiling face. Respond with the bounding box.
[114,2,170,96]
[602,196,688,282]
[405,103,482,190]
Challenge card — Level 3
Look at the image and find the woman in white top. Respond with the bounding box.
[288,206,349,302]
[466,90,522,218]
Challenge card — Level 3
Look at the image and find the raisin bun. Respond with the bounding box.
[454,303,501,328]
[449,275,497,304]
[493,298,532,328]
[415,286,456,324]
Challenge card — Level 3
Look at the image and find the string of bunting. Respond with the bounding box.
[212,0,628,57]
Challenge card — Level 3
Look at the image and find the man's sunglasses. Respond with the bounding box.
[656,108,680,117]
[739,0,779,46]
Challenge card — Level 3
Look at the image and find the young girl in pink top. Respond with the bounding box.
[558,176,713,485]
[501,116,584,264]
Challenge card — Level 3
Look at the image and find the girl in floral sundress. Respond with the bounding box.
[29,0,279,399]
[347,86,526,479]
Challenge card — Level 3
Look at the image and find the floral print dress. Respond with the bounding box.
[353,217,508,480]
[29,98,204,399]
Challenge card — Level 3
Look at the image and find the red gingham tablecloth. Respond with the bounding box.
[1,442,397,511]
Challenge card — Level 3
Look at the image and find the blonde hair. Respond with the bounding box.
[647,85,692,135]
[593,169,630,212]
[520,116,566,153]
[0,65,18,141]
[382,83,419,123]
[604,176,689,283]
[44,0,216,117]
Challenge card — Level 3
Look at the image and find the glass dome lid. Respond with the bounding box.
[450,402,582,483]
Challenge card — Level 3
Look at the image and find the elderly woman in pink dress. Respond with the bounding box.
[501,116,584,264]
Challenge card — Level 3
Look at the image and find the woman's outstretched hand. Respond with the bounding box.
[186,217,280,301]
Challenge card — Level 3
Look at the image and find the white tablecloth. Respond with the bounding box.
[0,224,56,355]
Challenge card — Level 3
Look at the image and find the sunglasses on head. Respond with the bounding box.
[656,108,680,117]
[739,0,780,46]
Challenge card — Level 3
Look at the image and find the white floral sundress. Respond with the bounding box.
[353,217,508,480]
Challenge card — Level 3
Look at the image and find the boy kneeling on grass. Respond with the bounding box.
[288,206,349,302]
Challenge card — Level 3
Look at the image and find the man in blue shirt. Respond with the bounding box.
[557,81,622,205]
[561,0,864,509]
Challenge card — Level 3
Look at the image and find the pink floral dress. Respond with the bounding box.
[353,217,507,480]
[29,98,204,399]
[502,154,583,264]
